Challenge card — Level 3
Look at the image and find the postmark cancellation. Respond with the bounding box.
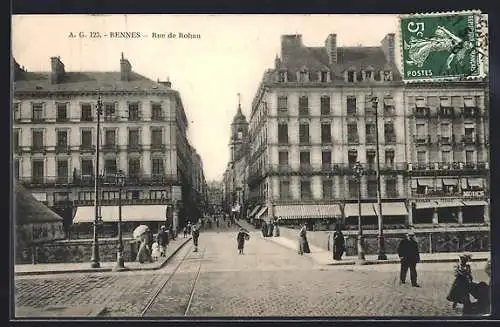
[399,10,488,82]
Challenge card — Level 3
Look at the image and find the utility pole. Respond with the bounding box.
[373,96,387,260]
[90,95,103,268]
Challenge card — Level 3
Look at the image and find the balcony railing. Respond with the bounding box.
[278,139,289,145]
[462,107,481,119]
[438,107,455,118]
[462,135,480,146]
[438,135,454,145]
[299,108,309,117]
[385,135,396,144]
[408,161,488,172]
[102,144,119,152]
[414,107,430,118]
[347,137,359,145]
[79,144,96,153]
[56,116,69,122]
[127,144,143,152]
[268,162,408,175]
[151,115,165,121]
[55,145,70,154]
[150,143,166,152]
[299,138,311,145]
[30,145,47,153]
[278,109,288,116]
[347,108,357,116]
[384,107,395,117]
[80,116,93,122]
[366,135,376,145]
[414,134,431,145]
[32,117,46,123]
[103,115,119,122]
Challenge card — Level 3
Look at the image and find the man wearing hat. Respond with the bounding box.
[397,230,421,287]
[156,225,168,257]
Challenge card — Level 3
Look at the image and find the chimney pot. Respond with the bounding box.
[120,53,132,81]
[381,33,395,64]
[325,34,337,65]
[50,56,65,84]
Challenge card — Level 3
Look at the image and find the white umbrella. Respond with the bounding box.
[133,225,150,239]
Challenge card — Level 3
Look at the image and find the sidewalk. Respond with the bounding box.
[235,220,490,266]
[15,237,192,276]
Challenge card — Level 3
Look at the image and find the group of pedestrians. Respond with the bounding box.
[136,224,175,263]
[261,219,280,237]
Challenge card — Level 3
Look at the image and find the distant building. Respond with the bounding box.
[12,54,206,234]
[246,33,489,229]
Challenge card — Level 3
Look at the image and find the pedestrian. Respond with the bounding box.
[216,218,220,228]
[237,228,249,254]
[156,225,168,257]
[268,220,274,237]
[298,223,311,255]
[192,224,200,252]
[332,225,346,261]
[183,226,188,238]
[261,221,267,237]
[187,221,192,234]
[273,220,280,237]
[447,254,473,309]
[397,231,421,287]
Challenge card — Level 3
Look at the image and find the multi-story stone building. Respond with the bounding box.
[223,101,250,219]
[246,34,489,229]
[206,180,224,214]
[12,54,206,234]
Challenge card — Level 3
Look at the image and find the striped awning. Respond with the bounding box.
[442,179,458,186]
[462,200,488,206]
[435,200,464,208]
[417,179,434,187]
[467,178,484,188]
[373,202,408,216]
[415,201,438,209]
[255,207,268,219]
[73,205,167,223]
[248,205,261,218]
[275,204,341,220]
[343,203,376,217]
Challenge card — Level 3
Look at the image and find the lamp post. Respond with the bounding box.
[353,161,366,264]
[372,96,387,260]
[90,95,103,268]
[113,170,127,271]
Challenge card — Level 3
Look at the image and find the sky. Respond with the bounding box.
[12,14,402,182]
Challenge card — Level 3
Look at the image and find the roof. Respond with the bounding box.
[232,105,248,125]
[15,184,63,224]
[274,45,402,82]
[13,71,178,94]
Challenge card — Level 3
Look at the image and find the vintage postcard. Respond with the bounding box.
[11,13,490,318]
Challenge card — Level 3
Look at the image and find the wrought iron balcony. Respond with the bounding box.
[347,108,357,116]
[101,144,119,152]
[55,145,70,154]
[347,136,359,145]
[150,143,166,152]
[414,134,431,145]
[462,107,481,119]
[408,161,489,173]
[366,135,376,145]
[438,107,455,119]
[385,135,396,144]
[103,115,119,122]
[278,139,289,146]
[79,144,96,153]
[384,107,396,117]
[31,117,46,123]
[80,116,93,122]
[18,176,73,187]
[278,109,288,117]
[56,116,69,122]
[462,135,480,146]
[299,138,311,145]
[30,145,47,154]
[151,115,165,121]
[299,108,310,117]
[414,107,430,118]
[127,144,143,152]
[438,135,454,145]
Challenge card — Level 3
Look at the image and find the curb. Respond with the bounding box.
[324,257,488,266]
[15,237,192,276]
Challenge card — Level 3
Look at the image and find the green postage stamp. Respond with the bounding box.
[400,10,488,81]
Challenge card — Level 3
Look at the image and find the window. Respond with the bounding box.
[81,159,93,176]
[347,71,355,83]
[151,129,163,146]
[13,129,19,152]
[348,179,358,198]
[442,150,451,164]
[278,72,287,83]
[280,180,290,199]
[323,180,333,198]
[366,123,376,144]
[104,103,116,121]
[415,97,427,108]
[365,70,373,80]
[57,160,68,182]
[386,179,397,197]
[347,96,356,115]
[464,125,475,138]
[383,71,393,81]
[300,180,312,200]
[367,151,376,170]
[299,71,308,82]
[347,123,358,143]
[57,131,68,148]
[385,150,395,168]
[237,131,243,140]
[367,180,377,198]
[152,158,164,176]
[126,190,140,200]
[102,191,119,201]
[322,151,331,169]
[104,159,117,175]
[465,150,475,165]
[14,103,21,121]
[78,191,94,201]
[278,151,288,165]
[105,130,116,146]
[440,97,451,108]
[299,123,309,144]
[321,123,331,143]
[150,190,167,200]
[441,123,451,138]
[278,123,288,144]
[32,160,44,182]
[348,151,357,167]
[151,103,163,121]
[32,104,44,121]
[128,129,140,146]
[81,104,93,121]
[128,103,140,121]
[320,96,330,115]
[56,103,68,121]
[299,151,310,166]
[32,130,44,150]
[357,71,363,82]
[417,151,427,164]
[299,96,309,116]
[81,130,92,147]
[384,123,395,143]
[464,97,476,108]
[128,158,141,177]
[383,97,395,116]
[416,123,426,137]
[14,159,20,179]
[320,71,329,83]
[277,96,288,111]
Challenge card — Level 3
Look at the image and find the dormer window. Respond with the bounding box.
[357,71,363,82]
[237,131,243,140]
[347,71,355,83]
[278,71,287,83]
[299,69,309,82]
[320,71,329,83]
[383,71,393,81]
[365,66,374,81]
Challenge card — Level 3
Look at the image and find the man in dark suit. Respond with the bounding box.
[398,231,421,287]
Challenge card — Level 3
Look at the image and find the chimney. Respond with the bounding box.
[50,56,65,84]
[325,34,337,65]
[274,54,281,69]
[280,34,303,59]
[381,33,395,64]
[158,77,171,88]
[120,52,132,81]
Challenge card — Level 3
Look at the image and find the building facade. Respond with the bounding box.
[246,34,489,229]
[12,54,206,234]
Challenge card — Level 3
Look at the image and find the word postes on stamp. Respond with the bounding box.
[400,11,486,82]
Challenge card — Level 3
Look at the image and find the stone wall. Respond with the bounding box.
[278,227,490,256]
[16,238,140,264]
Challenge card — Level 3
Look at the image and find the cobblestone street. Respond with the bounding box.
[14,226,490,317]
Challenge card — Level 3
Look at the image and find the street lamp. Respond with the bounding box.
[372,96,387,260]
[353,161,366,264]
[90,95,103,268]
[113,170,128,271]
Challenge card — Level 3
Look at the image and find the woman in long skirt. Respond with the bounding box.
[237,228,249,254]
[447,254,473,309]
[298,223,311,255]
[333,226,346,260]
